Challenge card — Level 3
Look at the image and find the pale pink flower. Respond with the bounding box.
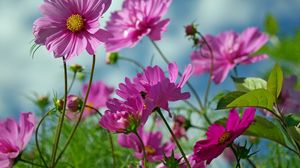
[193,108,255,164]
[118,128,175,162]
[191,27,268,84]
[99,96,153,133]
[33,0,112,60]
[116,62,192,113]
[0,113,35,167]
[105,0,172,52]
[172,115,188,140]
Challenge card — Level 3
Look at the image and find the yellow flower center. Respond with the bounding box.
[66,14,84,32]
[218,132,231,144]
[145,145,156,155]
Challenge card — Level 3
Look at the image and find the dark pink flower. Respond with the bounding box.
[105,0,172,52]
[193,108,255,164]
[278,75,300,114]
[118,128,175,162]
[117,63,192,113]
[191,27,268,84]
[99,96,152,133]
[0,112,35,167]
[33,0,112,60]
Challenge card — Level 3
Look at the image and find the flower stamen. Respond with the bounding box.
[218,132,231,144]
[66,14,84,32]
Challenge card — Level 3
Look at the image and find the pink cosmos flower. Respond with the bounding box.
[278,75,300,114]
[33,0,112,60]
[193,108,255,164]
[66,81,113,120]
[0,112,35,167]
[117,62,192,113]
[105,0,172,52]
[172,115,188,140]
[99,96,153,133]
[191,27,268,84]
[118,128,175,162]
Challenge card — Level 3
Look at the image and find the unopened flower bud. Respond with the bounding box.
[55,99,64,111]
[76,72,85,81]
[106,52,119,64]
[36,96,49,109]
[185,24,197,36]
[163,151,180,168]
[67,95,83,113]
[70,64,83,73]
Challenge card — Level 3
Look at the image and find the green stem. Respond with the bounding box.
[67,72,77,93]
[133,130,148,168]
[18,158,45,167]
[87,104,116,167]
[156,109,191,168]
[35,108,55,168]
[50,57,68,167]
[54,54,96,167]
[150,39,205,111]
[230,145,241,168]
[247,158,256,168]
[119,56,144,70]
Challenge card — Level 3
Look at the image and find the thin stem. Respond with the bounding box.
[67,72,77,93]
[156,109,191,168]
[119,56,144,70]
[35,109,55,168]
[150,39,205,111]
[230,145,241,168]
[133,130,148,168]
[90,105,116,167]
[247,158,256,168]
[54,54,96,166]
[197,32,214,108]
[107,131,116,168]
[50,57,68,167]
[18,158,45,167]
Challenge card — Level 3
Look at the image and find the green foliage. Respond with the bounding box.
[264,14,279,36]
[267,64,283,98]
[233,77,267,92]
[216,116,286,146]
[216,91,246,109]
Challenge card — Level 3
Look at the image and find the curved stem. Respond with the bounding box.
[119,56,144,70]
[67,72,77,93]
[89,105,116,167]
[149,39,205,111]
[54,54,96,166]
[197,32,214,108]
[18,158,45,167]
[230,145,241,168]
[35,108,55,168]
[133,130,148,168]
[50,57,68,167]
[156,109,191,168]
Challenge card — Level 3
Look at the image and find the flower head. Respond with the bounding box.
[172,115,190,140]
[191,27,268,84]
[118,128,175,162]
[117,62,192,113]
[0,112,35,167]
[278,75,300,114]
[105,0,172,52]
[99,96,152,133]
[33,0,112,60]
[193,108,255,164]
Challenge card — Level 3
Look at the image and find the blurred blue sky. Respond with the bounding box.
[0,0,300,120]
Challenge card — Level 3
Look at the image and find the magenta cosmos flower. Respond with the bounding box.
[117,63,192,113]
[99,96,153,133]
[191,27,268,84]
[66,81,113,120]
[33,0,112,60]
[105,0,172,52]
[193,108,255,164]
[118,128,175,162]
[0,112,35,167]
